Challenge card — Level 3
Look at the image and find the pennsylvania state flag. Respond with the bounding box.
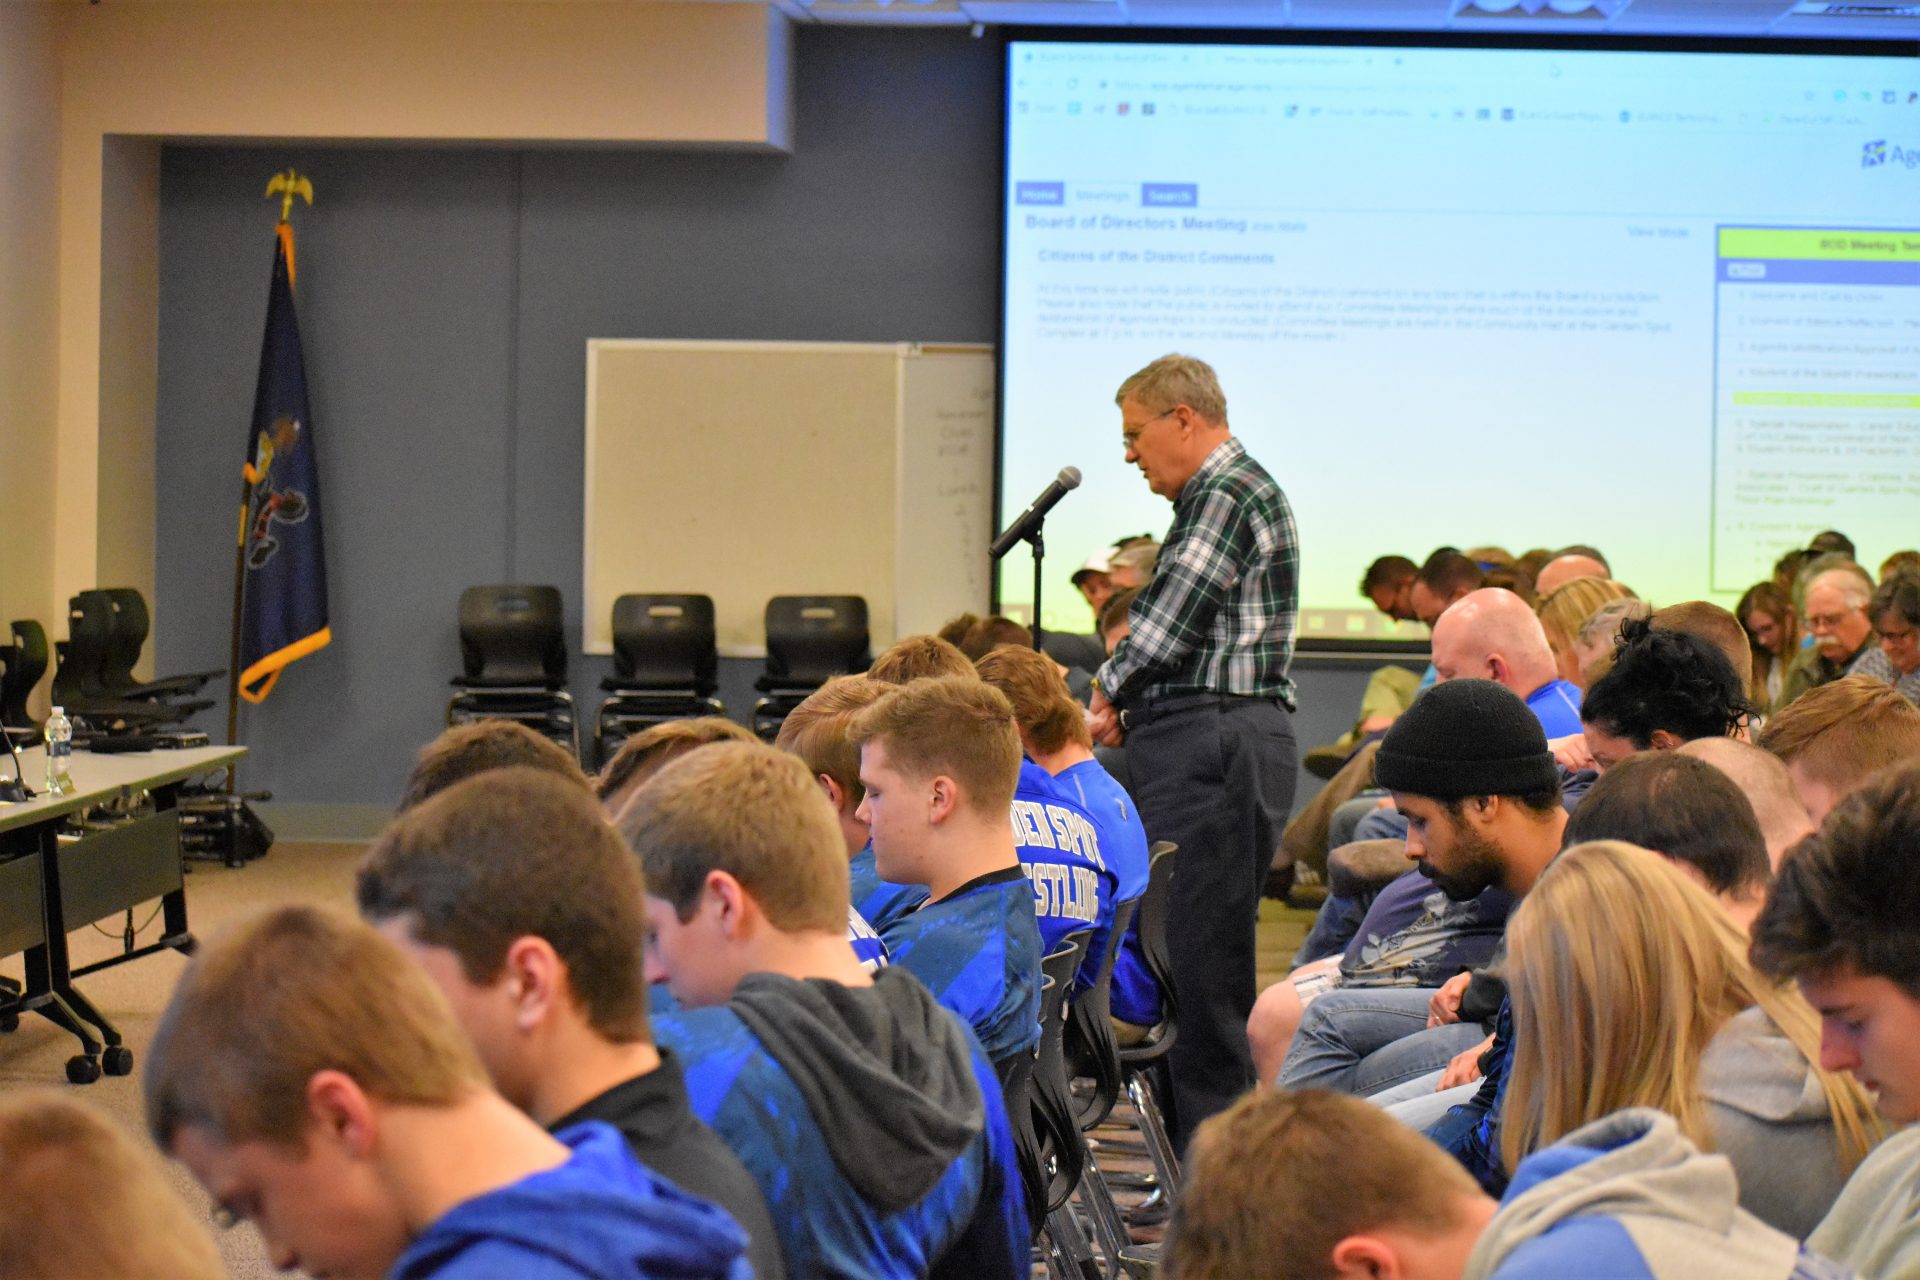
[237,222,330,702]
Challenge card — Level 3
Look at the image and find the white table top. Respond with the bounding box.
[0,744,246,835]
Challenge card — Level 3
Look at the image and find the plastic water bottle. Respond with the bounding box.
[44,706,72,796]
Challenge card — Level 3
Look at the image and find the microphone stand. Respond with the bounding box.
[1029,529,1047,654]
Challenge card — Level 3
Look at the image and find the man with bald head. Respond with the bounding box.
[1429,589,1584,738]
[1679,736,1814,870]
[1780,563,1879,708]
[1533,552,1610,597]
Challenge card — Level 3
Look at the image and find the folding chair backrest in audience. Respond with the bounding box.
[1032,930,1093,1216]
[1,620,48,732]
[1129,841,1180,1052]
[759,595,869,689]
[456,585,567,688]
[1066,895,1139,1131]
[608,594,718,694]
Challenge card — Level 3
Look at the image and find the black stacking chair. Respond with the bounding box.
[100,588,222,698]
[1066,896,1140,1132]
[1,620,50,745]
[750,595,869,739]
[52,594,203,731]
[1114,842,1183,1199]
[447,585,580,760]
[594,594,725,766]
[1029,932,1105,1280]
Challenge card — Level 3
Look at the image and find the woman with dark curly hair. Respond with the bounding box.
[1579,616,1751,771]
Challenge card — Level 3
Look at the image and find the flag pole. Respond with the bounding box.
[226,170,314,793]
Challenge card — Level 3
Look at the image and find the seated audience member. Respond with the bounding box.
[1757,675,1920,822]
[1361,554,1420,622]
[399,718,590,812]
[869,633,977,685]
[1853,571,1920,704]
[0,1092,224,1280]
[1109,538,1158,590]
[936,613,978,649]
[1163,1089,1829,1280]
[1411,548,1487,630]
[595,717,755,817]
[1467,545,1516,570]
[1501,840,1879,1237]
[1569,597,1651,688]
[848,676,1045,1063]
[1532,550,1610,597]
[1535,577,1636,689]
[145,905,750,1280]
[1275,682,1563,1101]
[1430,589,1583,737]
[774,675,903,958]
[618,742,1027,1278]
[1072,545,1120,620]
[1809,528,1857,560]
[1098,587,1137,653]
[356,769,784,1280]
[1577,618,1749,772]
[1677,736,1814,870]
[976,644,1146,1013]
[1559,753,1773,927]
[957,615,1033,662]
[1882,549,1920,583]
[1751,760,1920,1279]
[1652,601,1756,695]
[1736,581,1800,712]
[1779,563,1880,708]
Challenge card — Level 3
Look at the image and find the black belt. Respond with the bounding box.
[1121,692,1280,730]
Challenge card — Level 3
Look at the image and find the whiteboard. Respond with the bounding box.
[584,340,995,657]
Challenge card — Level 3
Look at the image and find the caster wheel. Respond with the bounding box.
[0,1012,18,1033]
[102,1046,134,1076]
[66,1055,101,1085]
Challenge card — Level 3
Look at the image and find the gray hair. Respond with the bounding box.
[1578,597,1651,650]
[1115,353,1228,424]
[1808,565,1874,612]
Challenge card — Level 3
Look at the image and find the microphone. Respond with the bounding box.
[989,466,1082,560]
[0,727,34,804]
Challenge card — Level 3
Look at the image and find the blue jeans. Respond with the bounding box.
[1277,986,1487,1094]
[1381,1077,1480,1130]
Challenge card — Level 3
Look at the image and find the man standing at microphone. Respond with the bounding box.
[1088,353,1300,1148]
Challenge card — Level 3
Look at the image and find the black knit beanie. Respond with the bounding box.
[1372,678,1558,801]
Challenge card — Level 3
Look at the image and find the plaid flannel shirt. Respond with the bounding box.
[1095,437,1299,709]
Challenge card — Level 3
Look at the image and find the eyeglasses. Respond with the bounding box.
[1806,610,1856,631]
[1121,407,1181,450]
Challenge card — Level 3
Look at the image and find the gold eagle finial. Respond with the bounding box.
[264,169,314,224]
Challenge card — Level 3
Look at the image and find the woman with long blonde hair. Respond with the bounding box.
[1501,840,1881,1238]
[1535,577,1637,689]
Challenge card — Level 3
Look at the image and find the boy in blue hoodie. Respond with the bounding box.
[617,738,1030,1279]
[1164,1089,1842,1280]
[846,675,1046,1064]
[144,905,748,1280]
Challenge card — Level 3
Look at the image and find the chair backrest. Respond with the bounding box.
[610,594,717,693]
[1118,841,1180,1065]
[1,621,48,730]
[101,587,152,689]
[761,595,869,687]
[1066,895,1138,1130]
[53,592,117,702]
[457,585,567,686]
[1031,930,1092,1214]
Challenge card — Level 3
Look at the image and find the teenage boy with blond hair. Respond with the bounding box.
[1758,674,1920,822]
[617,740,1028,1278]
[399,718,590,812]
[848,676,1046,1061]
[144,904,749,1280]
[356,767,784,1280]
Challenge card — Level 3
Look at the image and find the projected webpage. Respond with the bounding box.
[1000,42,1920,639]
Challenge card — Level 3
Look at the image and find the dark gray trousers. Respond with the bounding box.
[1126,695,1297,1148]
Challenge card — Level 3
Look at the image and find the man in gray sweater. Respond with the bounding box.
[1753,758,1920,1279]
